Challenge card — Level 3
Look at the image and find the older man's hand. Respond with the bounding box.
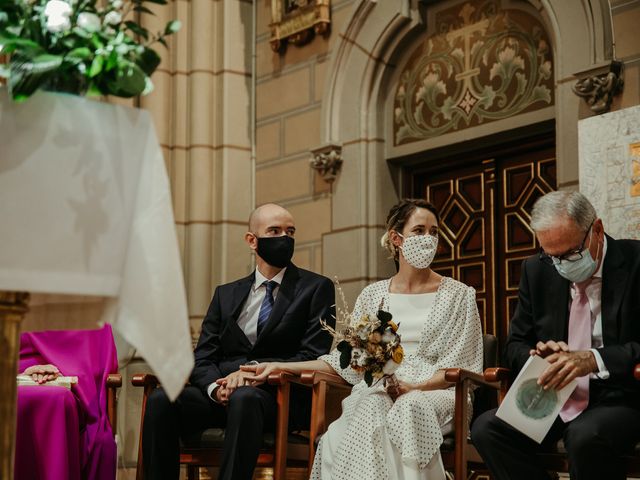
[23,364,60,384]
[537,350,598,390]
[529,340,570,358]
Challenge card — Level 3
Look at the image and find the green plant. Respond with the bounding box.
[0,0,180,101]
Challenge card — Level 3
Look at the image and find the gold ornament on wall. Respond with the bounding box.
[270,0,331,52]
[631,142,640,198]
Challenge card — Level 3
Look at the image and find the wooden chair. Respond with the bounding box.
[106,373,123,432]
[479,363,640,478]
[441,334,501,479]
[132,373,309,480]
[290,334,501,478]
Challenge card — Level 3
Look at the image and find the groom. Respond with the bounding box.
[142,203,335,480]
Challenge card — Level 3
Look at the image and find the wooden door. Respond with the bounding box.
[407,135,556,345]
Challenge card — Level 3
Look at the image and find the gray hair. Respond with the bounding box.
[530,191,597,232]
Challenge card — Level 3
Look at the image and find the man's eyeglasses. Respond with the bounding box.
[538,224,593,266]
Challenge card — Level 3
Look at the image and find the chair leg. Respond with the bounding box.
[273,382,291,480]
[187,465,198,480]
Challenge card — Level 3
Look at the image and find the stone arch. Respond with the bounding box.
[319,0,613,294]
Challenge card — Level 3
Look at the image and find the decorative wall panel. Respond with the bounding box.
[393,0,554,145]
[579,104,640,240]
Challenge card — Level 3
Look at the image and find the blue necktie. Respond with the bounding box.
[257,281,277,335]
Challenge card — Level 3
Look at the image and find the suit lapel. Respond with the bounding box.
[601,236,626,345]
[228,273,255,349]
[543,263,570,341]
[253,264,298,348]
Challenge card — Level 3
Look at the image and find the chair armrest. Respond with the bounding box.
[131,373,159,388]
[267,371,299,385]
[106,373,122,388]
[634,364,640,381]
[444,368,500,388]
[483,367,510,383]
[483,367,511,405]
[299,370,351,388]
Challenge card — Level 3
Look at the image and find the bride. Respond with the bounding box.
[244,198,483,479]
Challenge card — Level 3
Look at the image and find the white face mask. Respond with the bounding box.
[398,233,438,269]
[554,229,600,283]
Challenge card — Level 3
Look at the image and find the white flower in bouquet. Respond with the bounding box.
[77,12,101,32]
[355,350,370,368]
[46,14,71,32]
[44,0,71,18]
[111,0,123,8]
[382,359,400,375]
[104,10,122,25]
[43,0,72,32]
[381,330,396,344]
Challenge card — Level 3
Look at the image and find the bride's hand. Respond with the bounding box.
[387,379,416,401]
[240,362,282,385]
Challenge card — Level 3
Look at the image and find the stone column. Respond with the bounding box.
[0,291,29,480]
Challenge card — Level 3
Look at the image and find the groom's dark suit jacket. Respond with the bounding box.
[190,263,335,393]
[505,235,640,403]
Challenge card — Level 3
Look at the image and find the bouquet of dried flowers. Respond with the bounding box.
[322,306,403,387]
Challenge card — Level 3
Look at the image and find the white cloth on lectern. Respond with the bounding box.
[0,91,193,400]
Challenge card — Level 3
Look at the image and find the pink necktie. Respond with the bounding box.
[559,281,591,422]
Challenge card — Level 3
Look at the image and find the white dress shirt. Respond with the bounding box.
[207,267,287,401]
[569,236,609,379]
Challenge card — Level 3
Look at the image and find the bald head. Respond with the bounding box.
[248,203,295,237]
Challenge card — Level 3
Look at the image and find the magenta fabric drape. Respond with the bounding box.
[15,324,118,480]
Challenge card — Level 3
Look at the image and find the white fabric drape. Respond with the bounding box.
[0,91,193,400]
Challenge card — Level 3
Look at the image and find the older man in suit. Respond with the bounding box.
[142,203,335,480]
[472,191,640,480]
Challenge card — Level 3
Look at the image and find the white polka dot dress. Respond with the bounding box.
[312,277,483,480]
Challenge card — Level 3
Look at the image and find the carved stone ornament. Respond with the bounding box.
[270,0,331,52]
[572,61,624,115]
[310,144,342,183]
[393,0,555,145]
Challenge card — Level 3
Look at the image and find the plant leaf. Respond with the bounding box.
[66,47,92,61]
[107,60,146,97]
[136,46,160,75]
[8,54,63,100]
[339,347,352,370]
[164,19,181,35]
[364,371,373,387]
[0,33,42,55]
[89,55,104,78]
[377,310,392,324]
[105,50,118,71]
[125,20,149,40]
[133,5,155,15]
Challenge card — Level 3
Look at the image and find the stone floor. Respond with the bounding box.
[117,467,640,479]
[117,467,309,480]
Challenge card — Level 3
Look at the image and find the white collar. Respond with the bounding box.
[253,267,287,291]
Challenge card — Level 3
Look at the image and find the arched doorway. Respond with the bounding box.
[318,0,614,332]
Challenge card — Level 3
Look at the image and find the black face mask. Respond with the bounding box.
[255,235,295,268]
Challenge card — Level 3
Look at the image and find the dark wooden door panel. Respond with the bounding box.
[408,135,555,347]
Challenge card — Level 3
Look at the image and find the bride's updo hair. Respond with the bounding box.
[380,198,440,260]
